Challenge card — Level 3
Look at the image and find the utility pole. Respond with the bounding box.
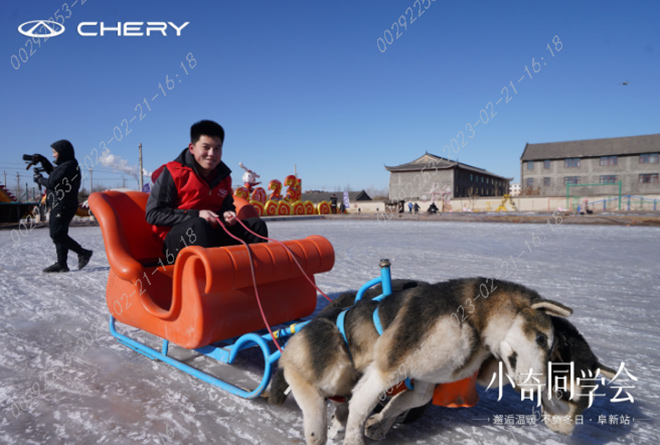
[139,143,144,191]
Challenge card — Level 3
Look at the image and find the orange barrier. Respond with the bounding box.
[89,191,335,349]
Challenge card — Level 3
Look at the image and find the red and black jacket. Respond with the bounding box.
[146,148,234,240]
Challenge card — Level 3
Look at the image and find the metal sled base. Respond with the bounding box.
[107,260,395,399]
[109,315,290,399]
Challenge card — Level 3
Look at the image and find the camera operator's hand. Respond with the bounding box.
[31,154,45,164]
[31,154,53,174]
[33,172,43,184]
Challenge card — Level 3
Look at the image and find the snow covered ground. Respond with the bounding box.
[1,218,658,444]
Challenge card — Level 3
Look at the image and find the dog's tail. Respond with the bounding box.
[268,367,289,405]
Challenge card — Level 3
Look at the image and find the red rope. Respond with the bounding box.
[215,217,282,352]
[234,218,333,303]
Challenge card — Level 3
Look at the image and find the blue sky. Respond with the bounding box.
[2,0,659,196]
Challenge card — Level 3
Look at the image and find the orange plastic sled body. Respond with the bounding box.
[385,370,479,408]
[432,371,479,407]
[89,191,335,349]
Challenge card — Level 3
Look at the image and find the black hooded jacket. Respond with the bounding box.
[36,140,81,209]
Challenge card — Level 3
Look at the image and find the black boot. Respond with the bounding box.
[78,249,93,270]
[43,263,69,273]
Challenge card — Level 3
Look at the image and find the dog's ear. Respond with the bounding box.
[531,299,573,318]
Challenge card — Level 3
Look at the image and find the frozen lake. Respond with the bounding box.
[1,218,658,444]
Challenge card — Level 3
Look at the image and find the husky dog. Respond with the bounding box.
[269,280,424,442]
[271,278,572,445]
[477,315,616,434]
[538,316,616,433]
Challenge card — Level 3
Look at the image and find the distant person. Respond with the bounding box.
[408,202,413,213]
[146,120,267,261]
[339,202,346,214]
[32,140,93,273]
[413,202,420,214]
[428,202,439,214]
[330,194,338,214]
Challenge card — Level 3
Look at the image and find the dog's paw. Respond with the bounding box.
[364,416,387,441]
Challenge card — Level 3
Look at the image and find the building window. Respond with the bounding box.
[543,177,551,187]
[639,173,659,183]
[600,175,617,184]
[600,156,618,166]
[564,158,581,168]
[640,153,659,164]
[527,161,534,170]
[544,160,551,169]
[564,176,580,185]
[526,178,534,188]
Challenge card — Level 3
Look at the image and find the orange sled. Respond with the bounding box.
[90,190,477,409]
[89,190,335,397]
[385,372,479,409]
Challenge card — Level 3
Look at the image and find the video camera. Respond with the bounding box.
[23,154,48,173]
[23,153,40,170]
[23,154,46,191]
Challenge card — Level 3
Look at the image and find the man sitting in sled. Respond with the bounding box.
[146,119,268,262]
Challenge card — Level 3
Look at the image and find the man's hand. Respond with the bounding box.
[33,173,43,183]
[223,210,237,226]
[199,209,219,226]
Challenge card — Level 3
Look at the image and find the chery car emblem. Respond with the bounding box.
[18,20,65,38]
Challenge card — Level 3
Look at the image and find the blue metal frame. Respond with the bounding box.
[109,316,285,399]
[107,259,394,399]
[355,259,392,303]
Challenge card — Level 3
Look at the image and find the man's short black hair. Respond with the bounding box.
[191,120,225,144]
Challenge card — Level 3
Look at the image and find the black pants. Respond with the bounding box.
[163,217,268,260]
[50,204,84,266]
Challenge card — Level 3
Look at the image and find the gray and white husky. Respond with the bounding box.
[270,278,577,445]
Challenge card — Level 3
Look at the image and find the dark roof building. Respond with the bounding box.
[520,134,660,196]
[385,153,511,200]
[301,190,371,203]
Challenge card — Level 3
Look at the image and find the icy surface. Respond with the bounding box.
[1,219,658,444]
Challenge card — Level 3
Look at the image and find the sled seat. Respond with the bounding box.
[89,190,335,349]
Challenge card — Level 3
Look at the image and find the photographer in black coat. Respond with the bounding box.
[33,140,92,273]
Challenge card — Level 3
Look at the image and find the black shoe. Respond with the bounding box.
[43,263,69,273]
[78,250,93,270]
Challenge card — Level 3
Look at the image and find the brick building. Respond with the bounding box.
[385,153,510,200]
[520,134,660,196]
